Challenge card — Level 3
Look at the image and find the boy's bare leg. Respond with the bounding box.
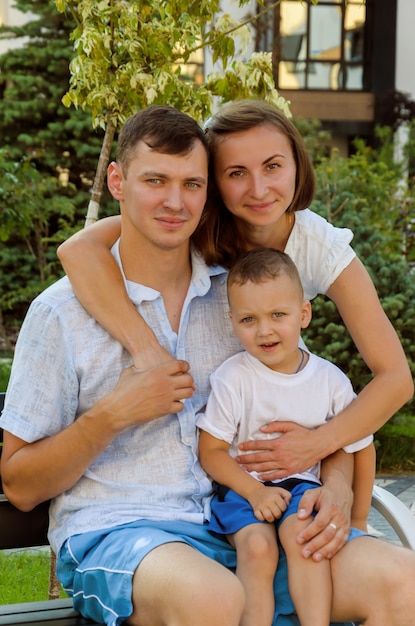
[279,514,331,626]
[228,523,278,626]
[351,444,376,531]
[330,536,415,625]
[128,542,245,626]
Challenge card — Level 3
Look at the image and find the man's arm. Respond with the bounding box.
[2,362,194,510]
[295,449,354,561]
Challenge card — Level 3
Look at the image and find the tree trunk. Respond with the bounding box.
[84,118,117,228]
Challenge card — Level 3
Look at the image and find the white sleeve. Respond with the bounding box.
[325,363,374,453]
[196,371,240,445]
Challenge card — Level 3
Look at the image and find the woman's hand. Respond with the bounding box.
[236,422,322,480]
[132,341,175,371]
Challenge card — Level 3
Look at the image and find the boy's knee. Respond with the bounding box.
[237,527,278,564]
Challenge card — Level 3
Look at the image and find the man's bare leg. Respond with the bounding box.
[128,542,245,626]
[330,536,415,625]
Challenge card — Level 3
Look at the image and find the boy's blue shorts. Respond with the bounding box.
[58,518,365,626]
[208,480,321,535]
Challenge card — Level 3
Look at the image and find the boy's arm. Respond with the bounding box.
[57,216,172,370]
[198,430,289,522]
[351,443,376,531]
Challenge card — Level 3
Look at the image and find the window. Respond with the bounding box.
[256,0,367,91]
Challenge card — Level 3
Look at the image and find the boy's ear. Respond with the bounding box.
[228,310,233,320]
[300,300,312,329]
[107,161,124,200]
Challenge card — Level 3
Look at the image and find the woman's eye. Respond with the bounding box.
[268,162,280,171]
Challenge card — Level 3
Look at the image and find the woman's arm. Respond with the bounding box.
[319,256,413,448]
[57,217,172,369]
[237,257,413,476]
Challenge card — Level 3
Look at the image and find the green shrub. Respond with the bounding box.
[304,139,415,422]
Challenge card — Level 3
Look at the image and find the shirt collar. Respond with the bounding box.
[110,240,228,305]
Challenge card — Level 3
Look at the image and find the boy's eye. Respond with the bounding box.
[272,312,284,318]
[241,316,254,323]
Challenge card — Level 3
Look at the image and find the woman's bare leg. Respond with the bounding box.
[330,536,415,625]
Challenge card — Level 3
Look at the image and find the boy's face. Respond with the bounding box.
[107,139,208,253]
[228,274,311,373]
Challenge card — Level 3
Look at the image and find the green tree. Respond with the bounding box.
[0,0,116,347]
[0,149,76,351]
[55,0,290,224]
[0,0,107,203]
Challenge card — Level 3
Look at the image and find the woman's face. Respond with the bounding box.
[213,124,297,229]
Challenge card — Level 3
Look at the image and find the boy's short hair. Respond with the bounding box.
[117,105,208,175]
[227,247,304,299]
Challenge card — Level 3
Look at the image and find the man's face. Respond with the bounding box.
[108,139,208,252]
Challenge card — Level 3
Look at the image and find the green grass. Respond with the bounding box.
[0,550,67,605]
[0,359,12,392]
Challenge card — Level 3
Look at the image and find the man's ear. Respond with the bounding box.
[107,161,124,200]
[300,300,312,330]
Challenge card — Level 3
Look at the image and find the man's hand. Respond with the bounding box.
[247,485,291,523]
[294,481,352,562]
[236,422,322,480]
[102,360,195,433]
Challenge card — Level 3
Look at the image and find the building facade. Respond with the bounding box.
[1,0,414,153]
[223,0,415,153]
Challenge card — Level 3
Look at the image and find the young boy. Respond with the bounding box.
[198,247,374,626]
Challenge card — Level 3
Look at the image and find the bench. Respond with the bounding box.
[0,392,97,625]
[1,391,415,625]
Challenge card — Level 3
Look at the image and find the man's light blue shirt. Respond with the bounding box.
[1,243,242,554]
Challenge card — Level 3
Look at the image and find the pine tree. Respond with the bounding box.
[0,0,114,348]
[0,0,112,212]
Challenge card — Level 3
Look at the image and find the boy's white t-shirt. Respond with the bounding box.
[197,351,373,484]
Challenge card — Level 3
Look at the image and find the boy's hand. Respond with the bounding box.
[247,485,291,523]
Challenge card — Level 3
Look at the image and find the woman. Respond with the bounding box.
[57,100,413,528]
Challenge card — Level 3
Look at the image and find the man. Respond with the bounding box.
[2,106,415,626]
